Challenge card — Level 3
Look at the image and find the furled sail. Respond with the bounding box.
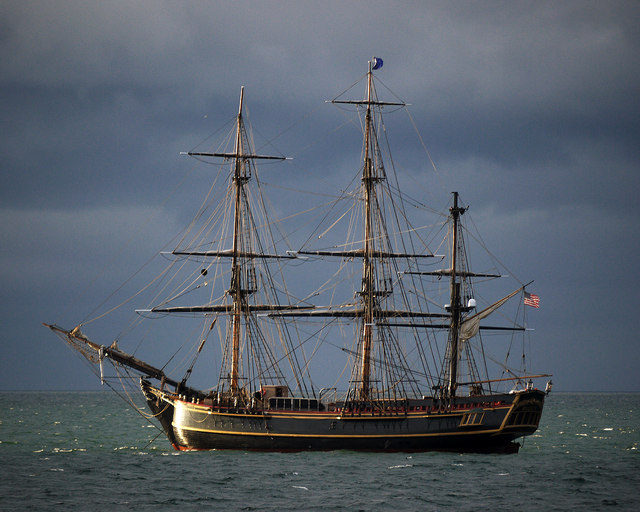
[459,287,524,341]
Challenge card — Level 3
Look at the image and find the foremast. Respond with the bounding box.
[206,87,284,398]
[47,88,315,401]
[175,87,301,400]
[230,87,246,395]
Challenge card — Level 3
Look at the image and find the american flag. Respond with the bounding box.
[524,291,540,308]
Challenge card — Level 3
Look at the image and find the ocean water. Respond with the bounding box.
[1,392,638,511]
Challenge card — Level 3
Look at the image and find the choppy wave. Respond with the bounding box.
[1,391,639,511]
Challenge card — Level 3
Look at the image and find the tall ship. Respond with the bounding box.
[46,59,550,453]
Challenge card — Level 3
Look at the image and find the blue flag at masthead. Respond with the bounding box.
[372,57,383,70]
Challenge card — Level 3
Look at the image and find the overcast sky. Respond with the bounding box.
[1,1,638,392]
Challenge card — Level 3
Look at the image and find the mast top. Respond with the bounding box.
[332,57,405,108]
[238,86,245,117]
[450,191,468,217]
[181,86,287,162]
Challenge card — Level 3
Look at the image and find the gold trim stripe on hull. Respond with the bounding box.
[173,423,510,439]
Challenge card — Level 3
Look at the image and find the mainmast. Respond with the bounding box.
[359,61,376,400]
[330,57,406,401]
[286,58,442,402]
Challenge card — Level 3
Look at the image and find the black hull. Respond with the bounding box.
[141,382,545,454]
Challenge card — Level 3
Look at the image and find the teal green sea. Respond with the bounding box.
[1,392,638,511]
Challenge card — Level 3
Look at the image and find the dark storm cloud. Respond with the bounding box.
[1,1,638,391]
